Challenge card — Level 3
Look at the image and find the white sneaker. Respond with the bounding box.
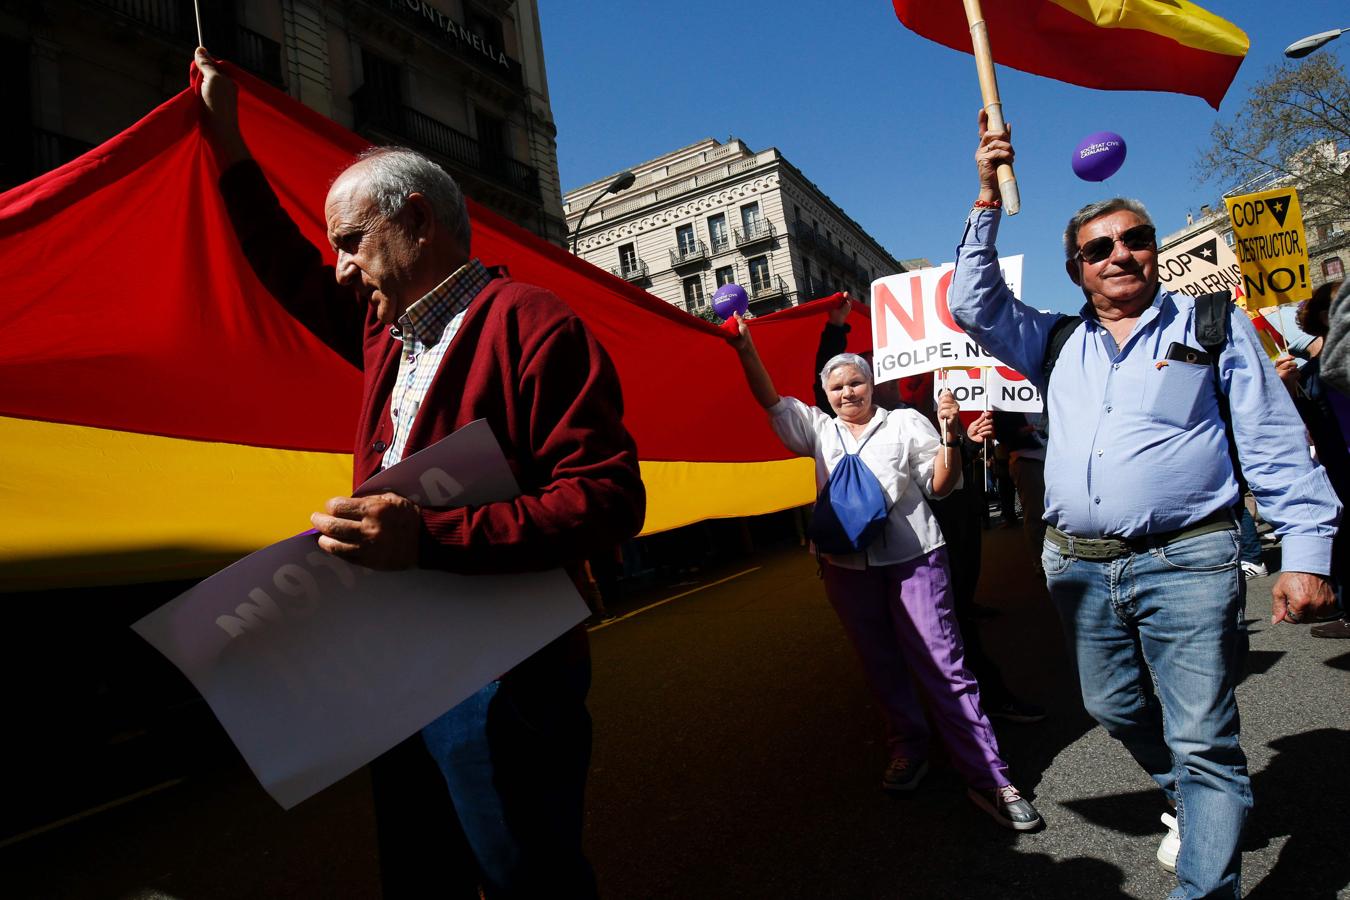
[1240,560,1269,579]
[1157,812,1179,872]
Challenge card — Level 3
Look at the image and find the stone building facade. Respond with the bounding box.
[564,137,905,316]
[0,0,567,243]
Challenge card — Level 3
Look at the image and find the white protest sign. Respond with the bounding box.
[133,419,587,809]
[934,366,1043,413]
[1157,229,1242,300]
[871,256,1023,383]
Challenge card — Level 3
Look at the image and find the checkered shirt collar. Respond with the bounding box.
[393,258,492,344]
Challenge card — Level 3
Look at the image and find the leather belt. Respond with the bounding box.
[1046,510,1235,561]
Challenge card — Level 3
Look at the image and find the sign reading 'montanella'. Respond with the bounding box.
[389,0,512,71]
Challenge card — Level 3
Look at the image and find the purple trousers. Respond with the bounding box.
[821,548,1010,790]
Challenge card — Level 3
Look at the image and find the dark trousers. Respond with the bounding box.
[370,631,597,899]
[930,474,1011,705]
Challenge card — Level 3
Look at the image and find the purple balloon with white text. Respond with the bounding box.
[1071,131,1127,182]
[712,283,749,319]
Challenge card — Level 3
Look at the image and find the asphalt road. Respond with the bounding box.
[5,524,1348,899]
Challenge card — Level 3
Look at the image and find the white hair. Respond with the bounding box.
[348,146,471,249]
[819,352,874,388]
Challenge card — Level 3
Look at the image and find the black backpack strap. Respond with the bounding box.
[1193,291,1247,495]
[1194,290,1230,356]
[1042,314,1084,388]
[1039,314,1083,436]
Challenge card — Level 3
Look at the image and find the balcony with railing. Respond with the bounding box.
[88,2,284,85]
[734,219,776,248]
[748,275,791,312]
[91,0,192,39]
[352,88,540,201]
[806,278,838,301]
[236,26,285,87]
[792,221,819,248]
[610,259,650,282]
[669,240,709,268]
[750,274,788,299]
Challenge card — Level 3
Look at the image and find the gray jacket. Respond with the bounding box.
[1322,279,1350,393]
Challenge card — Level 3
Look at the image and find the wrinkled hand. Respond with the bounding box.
[194,48,249,166]
[1274,355,1300,394]
[975,109,1013,202]
[311,493,422,570]
[967,410,994,444]
[936,389,961,431]
[1271,570,1336,625]
[730,313,754,353]
[827,293,852,327]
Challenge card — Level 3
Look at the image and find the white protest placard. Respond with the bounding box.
[933,366,1043,413]
[133,419,587,809]
[870,256,1023,383]
[1157,229,1242,300]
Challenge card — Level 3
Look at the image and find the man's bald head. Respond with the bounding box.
[323,147,472,325]
[330,147,471,253]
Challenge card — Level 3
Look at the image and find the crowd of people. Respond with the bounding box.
[194,47,1344,900]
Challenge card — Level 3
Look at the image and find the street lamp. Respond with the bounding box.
[1284,28,1347,58]
[569,170,636,254]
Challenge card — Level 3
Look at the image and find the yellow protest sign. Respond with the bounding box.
[1224,188,1312,310]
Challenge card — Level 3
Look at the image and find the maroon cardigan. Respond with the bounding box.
[220,161,646,580]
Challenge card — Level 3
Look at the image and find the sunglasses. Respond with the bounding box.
[1075,224,1156,264]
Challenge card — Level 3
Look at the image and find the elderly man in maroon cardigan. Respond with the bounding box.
[195,51,644,899]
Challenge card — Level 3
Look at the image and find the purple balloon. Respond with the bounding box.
[711,283,749,319]
[1071,131,1127,182]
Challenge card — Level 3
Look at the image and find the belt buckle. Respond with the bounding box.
[1065,535,1077,559]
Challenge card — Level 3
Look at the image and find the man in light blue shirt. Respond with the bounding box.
[950,115,1339,900]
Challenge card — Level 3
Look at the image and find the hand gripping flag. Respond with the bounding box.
[0,63,874,589]
[893,0,1249,109]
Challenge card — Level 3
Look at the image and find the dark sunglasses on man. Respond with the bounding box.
[1075,224,1157,264]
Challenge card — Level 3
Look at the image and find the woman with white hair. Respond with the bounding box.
[731,316,1041,831]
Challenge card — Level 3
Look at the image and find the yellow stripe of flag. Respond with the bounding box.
[1050,0,1249,56]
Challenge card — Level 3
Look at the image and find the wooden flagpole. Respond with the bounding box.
[981,367,990,477]
[962,0,1020,215]
[941,370,951,468]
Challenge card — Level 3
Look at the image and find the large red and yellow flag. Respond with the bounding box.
[0,63,873,590]
[893,0,1249,109]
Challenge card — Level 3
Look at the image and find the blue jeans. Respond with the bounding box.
[1043,529,1251,900]
[370,633,597,899]
[1235,503,1262,566]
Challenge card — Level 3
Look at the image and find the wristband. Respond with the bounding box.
[941,439,963,449]
[972,198,1002,209]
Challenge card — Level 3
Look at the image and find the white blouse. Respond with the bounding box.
[768,396,952,570]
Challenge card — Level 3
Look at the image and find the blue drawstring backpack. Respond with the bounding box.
[807,425,890,554]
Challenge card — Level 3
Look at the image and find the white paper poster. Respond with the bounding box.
[932,366,1044,413]
[870,256,1023,383]
[133,420,587,809]
[1157,228,1242,301]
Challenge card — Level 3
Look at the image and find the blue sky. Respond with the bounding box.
[539,1,1348,314]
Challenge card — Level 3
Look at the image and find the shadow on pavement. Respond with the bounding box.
[1055,728,1350,900]
[1246,728,1350,899]
[1240,649,1286,684]
[1324,651,1350,672]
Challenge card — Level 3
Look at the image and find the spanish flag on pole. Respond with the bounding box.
[893,0,1250,109]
